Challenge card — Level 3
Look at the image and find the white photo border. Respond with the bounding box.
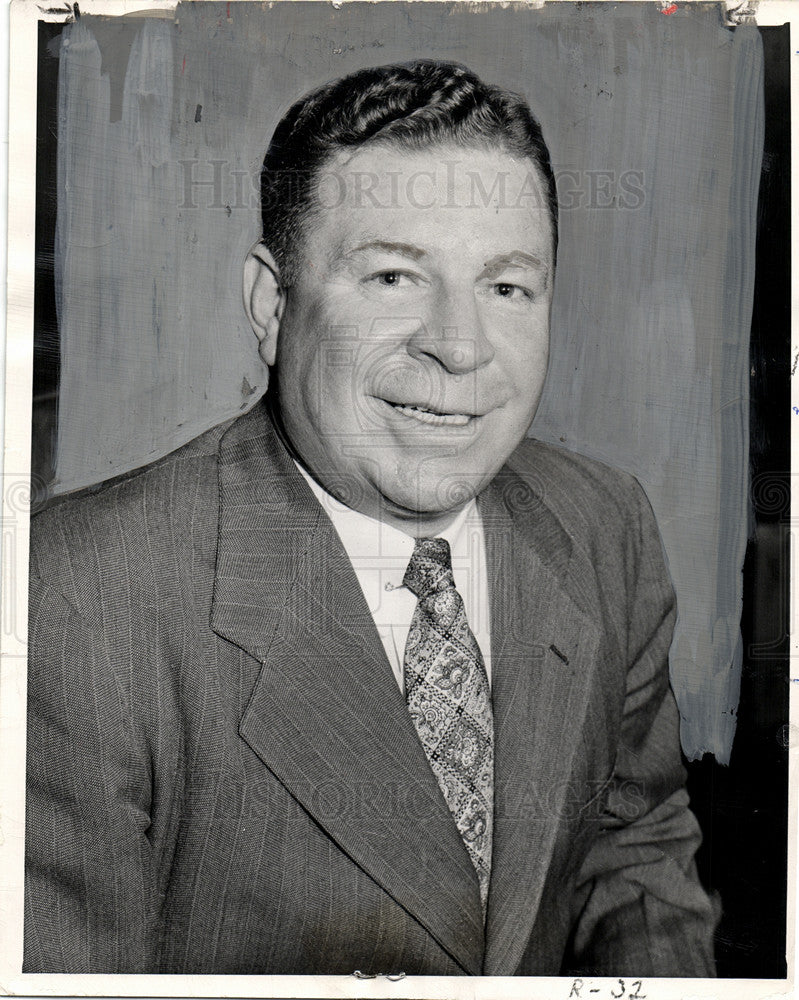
[1,2,794,997]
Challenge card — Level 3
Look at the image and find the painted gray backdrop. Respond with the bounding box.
[50,2,763,763]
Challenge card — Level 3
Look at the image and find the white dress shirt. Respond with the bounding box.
[295,463,492,692]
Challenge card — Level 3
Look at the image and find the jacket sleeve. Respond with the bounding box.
[24,574,161,973]
[564,481,719,977]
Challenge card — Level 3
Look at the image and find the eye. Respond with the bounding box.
[377,271,403,286]
[491,282,533,301]
[365,270,418,288]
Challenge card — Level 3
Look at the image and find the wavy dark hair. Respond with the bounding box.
[260,60,558,284]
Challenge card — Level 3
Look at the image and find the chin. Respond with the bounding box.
[379,471,484,520]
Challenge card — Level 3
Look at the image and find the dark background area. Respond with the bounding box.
[31,19,790,979]
[684,23,790,978]
[32,23,61,496]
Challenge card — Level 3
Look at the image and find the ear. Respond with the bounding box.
[243,241,286,367]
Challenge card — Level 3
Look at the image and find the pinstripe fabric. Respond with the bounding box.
[25,401,717,975]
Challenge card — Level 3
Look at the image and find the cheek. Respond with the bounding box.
[282,286,397,382]
[279,298,346,398]
[498,325,550,396]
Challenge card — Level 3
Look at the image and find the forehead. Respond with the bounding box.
[307,142,554,261]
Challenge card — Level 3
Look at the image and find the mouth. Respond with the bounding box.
[382,400,477,427]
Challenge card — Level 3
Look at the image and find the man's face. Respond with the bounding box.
[274,142,554,530]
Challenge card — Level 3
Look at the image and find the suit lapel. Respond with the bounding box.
[479,466,601,975]
[210,405,485,975]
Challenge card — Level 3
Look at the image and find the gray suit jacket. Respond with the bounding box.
[25,401,716,976]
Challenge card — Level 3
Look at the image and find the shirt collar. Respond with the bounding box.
[293,460,477,590]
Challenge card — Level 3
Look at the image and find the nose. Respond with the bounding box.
[407,289,495,375]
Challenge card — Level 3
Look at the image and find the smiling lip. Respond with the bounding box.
[382,399,479,427]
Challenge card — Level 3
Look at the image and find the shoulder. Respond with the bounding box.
[503,440,674,659]
[507,436,651,534]
[29,415,237,606]
[502,437,669,614]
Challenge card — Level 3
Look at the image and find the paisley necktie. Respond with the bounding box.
[402,537,494,910]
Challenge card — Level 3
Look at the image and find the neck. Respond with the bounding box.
[361,498,464,538]
[267,397,469,538]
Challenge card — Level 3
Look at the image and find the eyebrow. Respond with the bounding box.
[479,251,547,279]
[341,240,429,262]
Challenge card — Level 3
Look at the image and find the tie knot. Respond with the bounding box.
[403,537,455,599]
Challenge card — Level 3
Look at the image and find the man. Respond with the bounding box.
[25,60,716,976]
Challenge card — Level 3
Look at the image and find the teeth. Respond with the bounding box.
[392,403,472,427]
